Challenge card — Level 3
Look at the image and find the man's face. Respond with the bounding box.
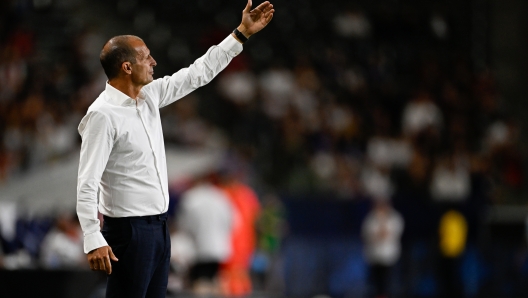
[129,38,157,86]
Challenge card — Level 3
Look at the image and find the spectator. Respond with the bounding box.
[362,200,404,298]
[0,45,27,103]
[218,70,258,105]
[437,210,468,298]
[361,165,394,200]
[259,65,296,110]
[177,176,233,296]
[40,212,84,269]
[254,194,285,292]
[333,9,372,39]
[217,171,261,297]
[430,153,471,203]
[402,92,443,138]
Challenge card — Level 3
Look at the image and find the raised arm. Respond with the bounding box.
[233,0,274,41]
[145,0,274,108]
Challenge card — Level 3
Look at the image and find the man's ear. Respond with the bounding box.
[122,62,132,75]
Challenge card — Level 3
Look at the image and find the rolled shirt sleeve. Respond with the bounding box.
[77,111,114,253]
[144,34,243,109]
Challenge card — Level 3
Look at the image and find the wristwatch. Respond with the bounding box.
[233,28,249,43]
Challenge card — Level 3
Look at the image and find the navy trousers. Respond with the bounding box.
[102,213,170,298]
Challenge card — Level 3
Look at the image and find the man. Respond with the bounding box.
[361,200,404,298]
[76,1,274,297]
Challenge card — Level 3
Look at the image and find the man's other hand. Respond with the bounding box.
[87,246,118,275]
[237,0,274,38]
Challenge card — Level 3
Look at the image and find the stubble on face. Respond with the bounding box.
[128,38,156,86]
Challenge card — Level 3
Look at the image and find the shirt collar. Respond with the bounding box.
[105,83,145,107]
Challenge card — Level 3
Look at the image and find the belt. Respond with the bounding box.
[103,212,168,223]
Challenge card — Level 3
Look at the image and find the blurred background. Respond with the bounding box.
[0,0,528,297]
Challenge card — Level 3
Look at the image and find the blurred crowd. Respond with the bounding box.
[0,0,106,181]
[0,0,523,200]
[0,0,527,297]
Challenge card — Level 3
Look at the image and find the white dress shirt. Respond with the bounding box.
[77,35,242,254]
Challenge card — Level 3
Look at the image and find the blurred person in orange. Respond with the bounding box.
[75,1,274,297]
[216,168,261,296]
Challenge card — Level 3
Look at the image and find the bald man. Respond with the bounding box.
[76,1,274,297]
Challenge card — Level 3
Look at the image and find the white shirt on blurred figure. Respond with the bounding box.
[362,203,404,266]
[402,97,443,136]
[430,160,470,202]
[76,36,242,254]
[178,183,233,263]
[40,227,84,269]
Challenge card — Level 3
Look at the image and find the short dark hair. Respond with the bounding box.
[99,35,140,79]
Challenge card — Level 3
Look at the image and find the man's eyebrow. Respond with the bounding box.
[137,49,147,59]
[141,49,151,58]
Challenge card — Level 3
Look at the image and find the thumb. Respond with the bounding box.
[109,247,119,261]
[244,0,252,13]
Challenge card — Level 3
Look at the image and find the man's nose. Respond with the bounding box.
[151,57,157,66]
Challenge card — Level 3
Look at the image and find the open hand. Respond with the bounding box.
[87,245,118,275]
[237,0,274,38]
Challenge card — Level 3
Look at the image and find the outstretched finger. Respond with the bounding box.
[244,0,252,12]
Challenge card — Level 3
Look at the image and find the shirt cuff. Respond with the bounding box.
[83,231,108,254]
[218,34,243,57]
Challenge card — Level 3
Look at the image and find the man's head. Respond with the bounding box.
[100,35,157,86]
